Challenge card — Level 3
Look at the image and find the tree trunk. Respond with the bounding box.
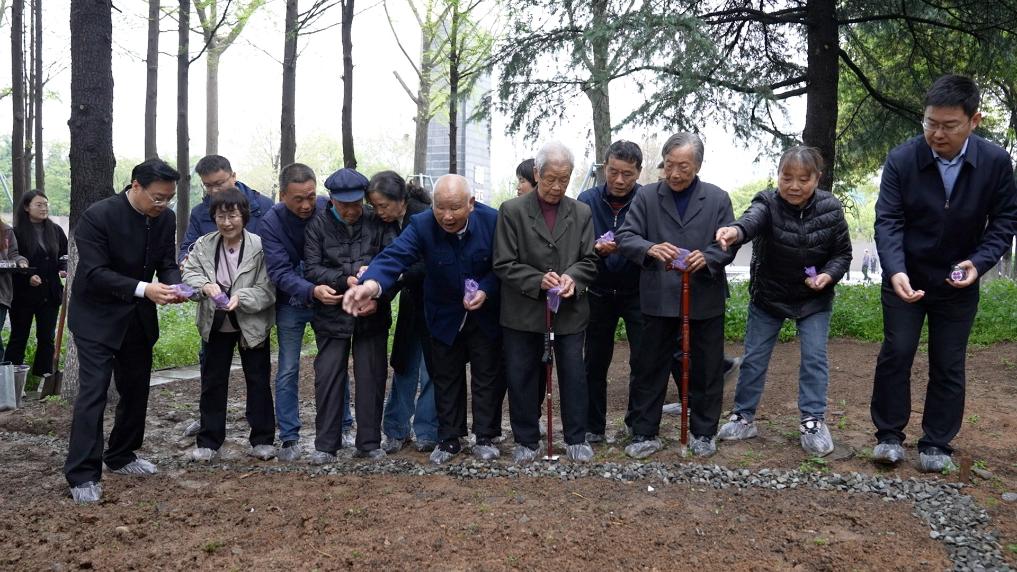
[279,0,298,167]
[68,0,115,230]
[340,0,356,169]
[33,0,43,190]
[586,0,611,185]
[177,0,191,246]
[801,0,839,192]
[205,43,220,155]
[447,10,460,175]
[412,33,432,175]
[60,236,80,400]
[145,0,160,159]
[11,0,26,203]
[25,0,35,191]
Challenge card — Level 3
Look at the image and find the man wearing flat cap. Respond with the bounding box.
[304,168,398,463]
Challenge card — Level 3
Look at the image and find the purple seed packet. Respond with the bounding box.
[804,266,818,279]
[212,292,230,310]
[172,283,195,298]
[464,278,479,302]
[950,265,966,282]
[667,248,692,271]
[596,230,615,245]
[547,286,562,313]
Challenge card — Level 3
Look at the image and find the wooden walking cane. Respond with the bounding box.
[39,259,70,399]
[679,268,691,455]
[542,305,559,461]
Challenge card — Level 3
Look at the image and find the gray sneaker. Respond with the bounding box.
[473,440,500,461]
[799,417,834,456]
[70,481,103,504]
[248,444,277,461]
[717,413,758,441]
[585,432,606,444]
[918,447,956,473]
[415,439,437,453]
[309,450,337,466]
[382,436,409,454]
[625,436,662,459]
[689,435,717,458]
[188,447,219,463]
[341,428,356,449]
[512,444,539,464]
[429,439,462,465]
[354,448,387,460]
[872,440,905,465]
[565,442,594,462]
[662,402,683,416]
[110,457,158,475]
[277,441,302,462]
[182,420,200,437]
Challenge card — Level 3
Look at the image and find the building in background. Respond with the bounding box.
[424,73,492,202]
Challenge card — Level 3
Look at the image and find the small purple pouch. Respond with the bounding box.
[212,292,230,310]
[596,230,615,245]
[464,279,479,302]
[950,265,966,282]
[667,248,691,271]
[172,283,195,298]
[805,266,818,279]
[547,286,562,313]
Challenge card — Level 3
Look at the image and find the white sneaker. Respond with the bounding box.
[110,457,158,475]
[341,428,356,449]
[309,450,337,465]
[625,437,662,459]
[70,481,103,504]
[717,414,758,441]
[188,447,219,463]
[689,435,717,457]
[248,444,277,461]
[565,442,594,462]
[799,417,834,457]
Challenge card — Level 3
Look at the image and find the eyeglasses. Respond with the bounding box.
[141,186,176,207]
[921,118,970,135]
[214,213,243,223]
[202,173,235,191]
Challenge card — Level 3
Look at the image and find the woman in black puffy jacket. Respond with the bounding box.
[713,146,852,456]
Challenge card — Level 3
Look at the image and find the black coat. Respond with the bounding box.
[733,189,852,319]
[389,198,430,374]
[12,221,68,307]
[304,206,397,339]
[67,191,181,348]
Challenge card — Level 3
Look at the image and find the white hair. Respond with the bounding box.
[534,141,575,175]
[434,174,474,198]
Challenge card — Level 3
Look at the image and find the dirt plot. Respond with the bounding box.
[1,339,1015,570]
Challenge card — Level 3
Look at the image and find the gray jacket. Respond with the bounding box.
[182,230,276,348]
[616,180,736,320]
[0,228,28,309]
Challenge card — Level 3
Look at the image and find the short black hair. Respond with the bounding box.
[367,170,408,203]
[195,154,233,176]
[515,158,536,187]
[279,163,316,194]
[924,74,980,118]
[604,140,643,170]
[208,187,251,226]
[131,159,181,188]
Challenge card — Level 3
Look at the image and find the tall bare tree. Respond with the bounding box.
[340,0,357,168]
[33,0,43,189]
[195,0,265,155]
[145,0,161,159]
[178,0,191,245]
[10,0,26,202]
[279,0,298,167]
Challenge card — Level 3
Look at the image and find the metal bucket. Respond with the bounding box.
[13,365,30,408]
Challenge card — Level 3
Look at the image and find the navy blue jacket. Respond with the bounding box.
[577,183,642,293]
[259,196,331,306]
[875,134,1017,292]
[359,202,501,346]
[178,181,274,262]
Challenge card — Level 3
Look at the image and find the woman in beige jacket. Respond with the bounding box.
[182,188,277,462]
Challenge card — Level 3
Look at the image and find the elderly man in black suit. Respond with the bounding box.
[617,132,736,459]
[64,159,187,503]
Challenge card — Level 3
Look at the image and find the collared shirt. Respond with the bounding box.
[932,137,969,200]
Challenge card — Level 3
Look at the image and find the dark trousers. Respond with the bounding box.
[313,333,387,453]
[629,314,724,439]
[503,326,588,446]
[5,302,60,376]
[584,289,643,435]
[871,285,979,453]
[64,311,153,486]
[429,315,506,441]
[197,330,275,450]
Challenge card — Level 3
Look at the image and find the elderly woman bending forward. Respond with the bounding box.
[183,188,278,462]
[715,147,852,456]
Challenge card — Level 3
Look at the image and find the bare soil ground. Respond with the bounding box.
[1,339,1015,570]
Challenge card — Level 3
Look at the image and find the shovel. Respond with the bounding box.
[39,260,70,399]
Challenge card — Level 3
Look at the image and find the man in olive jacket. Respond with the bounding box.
[493,141,599,464]
[617,132,736,459]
